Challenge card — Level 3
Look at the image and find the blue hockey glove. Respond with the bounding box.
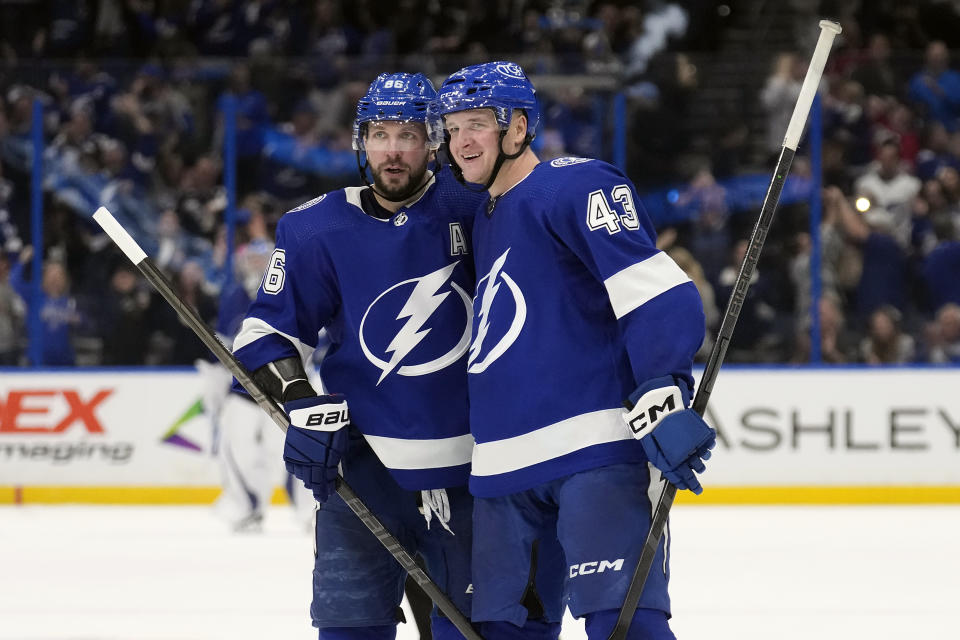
[623,376,716,495]
[282,394,350,503]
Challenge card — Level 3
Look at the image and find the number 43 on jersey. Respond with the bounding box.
[586,184,640,234]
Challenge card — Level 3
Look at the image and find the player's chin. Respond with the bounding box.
[373,177,412,199]
[457,157,490,184]
[461,167,490,185]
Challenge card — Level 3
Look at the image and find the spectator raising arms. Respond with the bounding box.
[9,246,80,366]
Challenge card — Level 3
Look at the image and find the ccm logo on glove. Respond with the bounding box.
[624,385,683,438]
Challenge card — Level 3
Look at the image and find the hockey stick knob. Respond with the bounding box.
[92,206,147,265]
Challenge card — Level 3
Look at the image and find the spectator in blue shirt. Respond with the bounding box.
[10,247,79,366]
[215,63,270,197]
[908,40,960,132]
[825,185,910,320]
[922,217,960,312]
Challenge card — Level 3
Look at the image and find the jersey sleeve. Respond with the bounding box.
[546,161,705,390]
[232,209,340,374]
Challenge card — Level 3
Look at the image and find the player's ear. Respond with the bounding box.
[510,110,528,149]
[517,111,528,137]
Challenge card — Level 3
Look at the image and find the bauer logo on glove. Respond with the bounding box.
[287,397,350,432]
[303,408,350,428]
[283,394,351,503]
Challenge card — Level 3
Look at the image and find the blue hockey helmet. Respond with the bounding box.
[353,72,441,151]
[433,61,539,140]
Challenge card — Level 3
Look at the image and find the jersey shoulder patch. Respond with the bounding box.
[549,156,594,168]
[289,193,328,213]
[279,189,358,239]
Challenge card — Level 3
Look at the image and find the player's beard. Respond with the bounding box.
[371,157,430,201]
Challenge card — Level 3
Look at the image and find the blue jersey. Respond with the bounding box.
[233,168,485,490]
[467,158,705,497]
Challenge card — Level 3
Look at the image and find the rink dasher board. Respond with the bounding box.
[1,367,959,504]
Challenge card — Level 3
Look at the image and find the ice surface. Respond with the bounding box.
[0,504,955,639]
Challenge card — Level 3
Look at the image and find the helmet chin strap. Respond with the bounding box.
[448,129,533,192]
[355,150,432,204]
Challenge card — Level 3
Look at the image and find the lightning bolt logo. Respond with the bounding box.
[358,262,473,385]
[378,263,457,383]
[469,249,509,366]
[467,248,526,375]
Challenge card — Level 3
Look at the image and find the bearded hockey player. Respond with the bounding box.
[233,72,486,640]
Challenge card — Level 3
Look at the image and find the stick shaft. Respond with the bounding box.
[606,20,841,640]
[92,208,482,640]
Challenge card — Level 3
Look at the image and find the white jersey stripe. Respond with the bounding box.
[471,408,631,476]
[233,317,317,368]
[603,252,691,319]
[364,433,475,470]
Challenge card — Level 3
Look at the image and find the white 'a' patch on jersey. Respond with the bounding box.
[449,222,468,256]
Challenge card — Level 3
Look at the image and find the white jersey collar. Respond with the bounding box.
[344,172,437,223]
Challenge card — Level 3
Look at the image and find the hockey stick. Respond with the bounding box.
[92,207,483,640]
[606,20,842,640]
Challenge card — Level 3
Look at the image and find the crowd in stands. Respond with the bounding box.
[657,13,960,366]
[0,1,958,367]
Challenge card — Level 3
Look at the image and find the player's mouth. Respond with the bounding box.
[461,153,481,164]
[383,165,407,176]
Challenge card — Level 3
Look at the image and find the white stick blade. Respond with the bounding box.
[92,207,147,264]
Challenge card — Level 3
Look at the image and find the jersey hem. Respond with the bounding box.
[468,441,646,498]
[389,464,471,491]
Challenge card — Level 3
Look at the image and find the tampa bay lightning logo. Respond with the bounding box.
[289,194,327,212]
[468,249,526,374]
[360,262,472,384]
[550,157,592,168]
[495,63,525,79]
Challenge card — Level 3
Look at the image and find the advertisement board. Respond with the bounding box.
[2,367,959,503]
[0,369,218,502]
[697,367,960,503]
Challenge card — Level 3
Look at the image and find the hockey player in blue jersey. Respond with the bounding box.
[432,62,717,640]
[232,72,487,640]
